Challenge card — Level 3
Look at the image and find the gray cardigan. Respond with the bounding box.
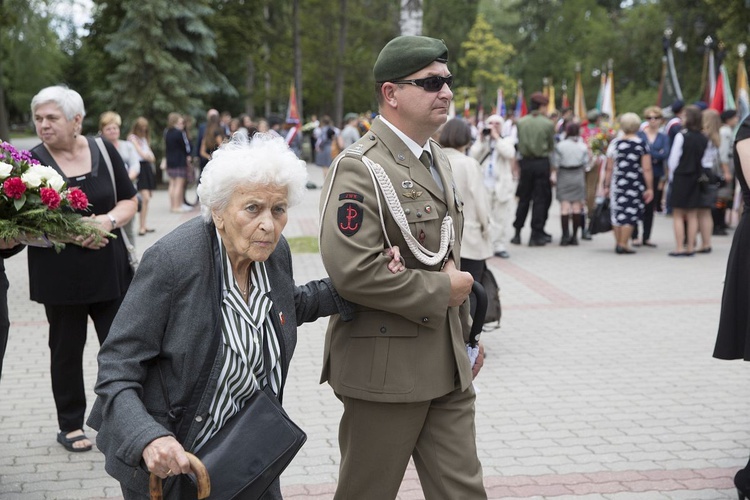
[87,217,349,496]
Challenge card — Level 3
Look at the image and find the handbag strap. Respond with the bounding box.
[94,137,133,250]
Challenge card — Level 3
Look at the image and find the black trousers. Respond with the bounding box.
[633,193,657,242]
[0,267,9,381]
[45,298,123,432]
[513,157,551,236]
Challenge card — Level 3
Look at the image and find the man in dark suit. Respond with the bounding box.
[319,35,487,499]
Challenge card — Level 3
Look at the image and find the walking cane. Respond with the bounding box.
[149,452,211,500]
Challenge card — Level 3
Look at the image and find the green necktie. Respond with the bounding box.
[419,151,432,170]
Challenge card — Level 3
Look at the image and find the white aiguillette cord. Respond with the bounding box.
[320,153,454,268]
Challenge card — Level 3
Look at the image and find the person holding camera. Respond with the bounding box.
[469,114,518,258]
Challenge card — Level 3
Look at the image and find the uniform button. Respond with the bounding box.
[397,154,405,161]
[370,135,376,140]
[416,211,423,218]
[195,415,203,423]
[404,208,411,215]
[380,327,387,334]
[422,317,429,323]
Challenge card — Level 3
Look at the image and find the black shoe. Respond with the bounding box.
[736,466,750,500]
[581,228,592,240]
[493,250,510,259]
[569,236,578,246]
[615,245,636,254]
[529,237,547,247]
[543,232,552,243]
[510,234,521,245]
[560,235,571,246]
[713,227,728,236]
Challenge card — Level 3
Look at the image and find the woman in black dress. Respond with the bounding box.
[29,86,137,452]
[714,114,750,500]
[666,105,710,256]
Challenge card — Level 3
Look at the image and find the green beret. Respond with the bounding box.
[373,36,448,83]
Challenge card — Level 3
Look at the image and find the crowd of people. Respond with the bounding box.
[437,95,743,261]
[1,30,750,500]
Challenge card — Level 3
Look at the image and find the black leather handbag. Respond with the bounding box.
[159,334,306,499]
[193,385,306,499]
[589,198,612,235]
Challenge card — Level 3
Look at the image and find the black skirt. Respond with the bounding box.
[670,172,701,209]
[137,161,156,191]
[713,209,750,360]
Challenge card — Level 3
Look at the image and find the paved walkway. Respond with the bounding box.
[1,138,747,499]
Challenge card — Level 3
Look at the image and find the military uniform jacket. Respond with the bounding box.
[319,117,472,403]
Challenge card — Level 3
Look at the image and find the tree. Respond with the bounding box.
[400,0,423,36]
[423,0,479,89]
[0,0,66,138]
[459,14,515,114]
[99,0,235,133]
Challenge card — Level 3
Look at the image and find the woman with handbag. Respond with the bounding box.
[28,86,138,453]
[696,109,730,253]
[602,113,654,254]
[667,105,712,257]
[88,134,404,499]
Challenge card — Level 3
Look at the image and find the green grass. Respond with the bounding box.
[286,236,319,254]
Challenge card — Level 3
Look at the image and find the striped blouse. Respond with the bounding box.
[191,233,283,451]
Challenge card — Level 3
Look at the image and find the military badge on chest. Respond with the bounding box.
[337,192,364,236]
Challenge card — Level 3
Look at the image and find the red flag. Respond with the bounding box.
[285,83,301,146]
[710,70,725,112]
[515,86,527,117]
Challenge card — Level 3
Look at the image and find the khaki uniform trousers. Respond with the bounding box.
[334,386,486,500]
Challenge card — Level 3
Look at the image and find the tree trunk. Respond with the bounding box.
[293,0,303,121]
[0,0,9,142]
[333,0,347,128]
[0,63,10,142]
[400,0,423,36]
[245,57,255,118]
[264,71,271,118]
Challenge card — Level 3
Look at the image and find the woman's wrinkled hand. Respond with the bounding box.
[75,215,111,249]
[142,436,192,479]
[384,245,405,274]
[0,238,20,250]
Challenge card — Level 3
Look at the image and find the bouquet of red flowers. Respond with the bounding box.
[0,141,110,251]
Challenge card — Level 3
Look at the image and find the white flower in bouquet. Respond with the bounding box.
[0,162,12,179]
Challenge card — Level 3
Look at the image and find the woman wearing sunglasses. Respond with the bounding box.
[634,106,670,247]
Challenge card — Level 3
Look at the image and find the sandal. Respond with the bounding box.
[57,430,92,452]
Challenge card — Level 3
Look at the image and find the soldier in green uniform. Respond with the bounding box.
[318,35,487,500]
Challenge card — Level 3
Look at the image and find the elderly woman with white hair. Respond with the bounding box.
[602,112,654,254]
[87,134,402,499]
[28,85,137,453]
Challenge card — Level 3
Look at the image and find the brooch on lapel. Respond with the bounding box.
[402,189,423,200]
[279,311,286,326]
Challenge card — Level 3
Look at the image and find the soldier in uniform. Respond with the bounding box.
[318,35,487,500]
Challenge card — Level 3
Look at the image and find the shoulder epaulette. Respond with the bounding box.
[344,133,378,160]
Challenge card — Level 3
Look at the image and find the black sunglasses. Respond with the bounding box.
[390,75,453,92]
[646,116,662,120]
